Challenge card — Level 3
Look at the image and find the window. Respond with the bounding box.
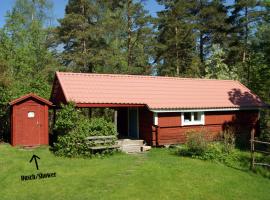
[28,111,35,118]
[184,112,191,122]
[181,112,204,126]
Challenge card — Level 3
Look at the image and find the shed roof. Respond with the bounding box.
[51,72,267,110]
[10,93,52,106]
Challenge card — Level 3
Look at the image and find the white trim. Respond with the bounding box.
[181,112,205,126]
[153,112,158,125]
[151,107,260,113]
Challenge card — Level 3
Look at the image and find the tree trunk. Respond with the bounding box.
[127,0,132,70]
[199,32,204,65]
[81,3,92,73]
[244,6,250,85]
[175,26,180,76]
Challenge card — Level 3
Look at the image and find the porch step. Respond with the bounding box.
[117,139,151,153]
[120,144,142,153]
[117,139,144,146]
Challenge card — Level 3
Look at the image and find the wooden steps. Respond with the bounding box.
[118,139,151,153]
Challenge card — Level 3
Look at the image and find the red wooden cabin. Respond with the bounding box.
[50,72,268,146]
[10,93,52,146]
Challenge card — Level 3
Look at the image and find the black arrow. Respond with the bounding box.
[29,155,40,170]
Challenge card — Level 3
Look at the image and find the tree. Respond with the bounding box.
[57,0,101,72]
[190,0,229,68]
[123,0,154,74]
[155,0,229,77]
[226,0,270,85]
[155,0,200,77]
[0,0,57,140]
[56,0,154,74]
[205,44,238,80]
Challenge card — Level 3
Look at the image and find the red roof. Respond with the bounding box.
[52,72,267,110]
[10,93,52,106]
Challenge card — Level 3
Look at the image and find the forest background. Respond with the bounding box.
[0,0,270,141]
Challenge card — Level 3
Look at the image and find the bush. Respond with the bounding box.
[54,102,80,135]
[221,126,236,153]
[178,129,270,179]
[179,129,237,164]
[185,130,208,156]
[179,141,243,166]
[52,103,118,157]
[53,121,91,157]
[53,117,118,157]
[200,142,224,161]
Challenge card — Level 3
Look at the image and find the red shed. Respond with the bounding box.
[10,93,52,146]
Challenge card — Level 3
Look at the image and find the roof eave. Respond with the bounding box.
[9,93,52,106]
[150,106,267,113]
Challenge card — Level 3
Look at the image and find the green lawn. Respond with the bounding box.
[0,144,269,200]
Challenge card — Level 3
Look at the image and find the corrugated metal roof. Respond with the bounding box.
[53,72,267,110]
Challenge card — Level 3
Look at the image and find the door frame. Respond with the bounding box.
[127,107,139,138]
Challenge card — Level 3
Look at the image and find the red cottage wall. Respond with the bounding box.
[139,107,153,145]
[156,110,259,145]
[50,78,66,106]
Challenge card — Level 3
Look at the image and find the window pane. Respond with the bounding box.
[194,112,201,121]
[184,112,191,122]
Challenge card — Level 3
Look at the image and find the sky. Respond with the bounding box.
[0,0,164,27]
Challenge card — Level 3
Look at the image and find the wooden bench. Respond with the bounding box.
[85,135,120,152]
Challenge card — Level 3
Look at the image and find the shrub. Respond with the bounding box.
[53,117,118,157]
[185,129,208,156]
[54,102,81,135]
[52,103,118,157]
[221,126,236,153]
[53,123,91,157]
[200,142,224,161]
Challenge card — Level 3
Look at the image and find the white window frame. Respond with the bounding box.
[181,112,205,126]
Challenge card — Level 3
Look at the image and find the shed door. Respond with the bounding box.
[128,108,139,138]
[19,105,42,145]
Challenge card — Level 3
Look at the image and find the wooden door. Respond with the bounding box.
[128,108,139,138]
[18,105,42,145]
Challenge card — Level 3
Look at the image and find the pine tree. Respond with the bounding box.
[155,0,229,77]
[57,0,101,72]
[57,0,154,74]
[124,0,154,74]
[155,0,199,77]
[226,0,270,85]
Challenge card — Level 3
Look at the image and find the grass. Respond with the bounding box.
[0,144,270,200]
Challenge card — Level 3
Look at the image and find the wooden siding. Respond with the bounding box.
[156,110,259,145]
[11,98,49,146]
[50,78,66,106]
[139,107,153,145]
